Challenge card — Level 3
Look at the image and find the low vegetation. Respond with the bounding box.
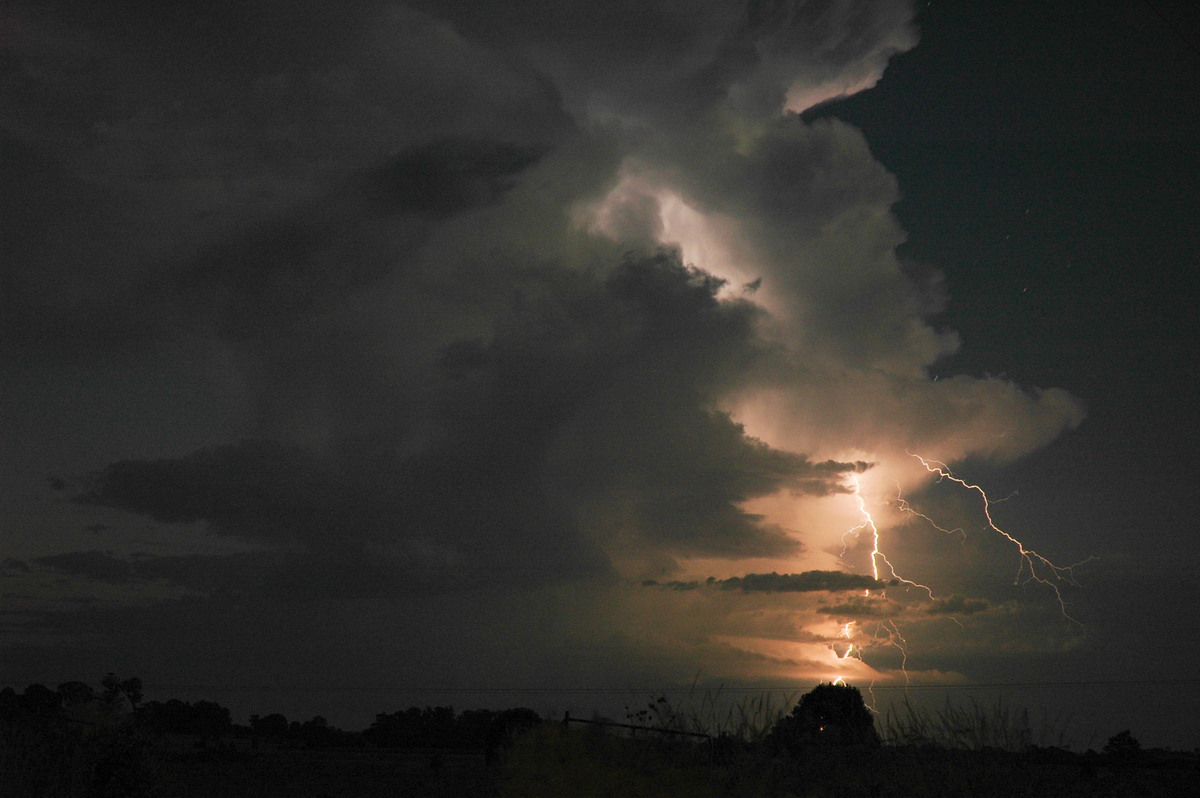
[2,676,1195,797]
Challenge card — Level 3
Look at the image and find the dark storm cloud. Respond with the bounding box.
[643,579,703,591]
[135,551,409,602]
[34,551,134,584]
[407,253,868,562]
[2,559,32,575]
[1,0,572,352]
[817,597,891,617]
[644,570,884,593]
[5,1,569,150]
[78,252,863,580]
[924,594,990,616]
[410,0,916,122]
[130,551,276,594]
[25,548,406,603]
[364,138,550,217]
[77,441,351,548]
[4,0,1099,715]
[162,137,549,341]
[723,571,884,592]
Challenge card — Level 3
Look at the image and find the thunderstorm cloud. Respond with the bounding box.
[2,0,1089,704]
[644,571,884,593]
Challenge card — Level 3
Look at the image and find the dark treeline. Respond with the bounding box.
[4,677,1197,797]
[1,674,540,752]
[365,706,541,754]
[0,674,543,796]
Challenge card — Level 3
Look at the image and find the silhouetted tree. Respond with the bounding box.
[250,712,290,738]
[458,708,500,749]
[296,715,331,747]
[57,680,96,707]
[1103,729,1142,766]
[485,708,541,764]
[0,686,19,720]
[365,706,459,748]
[20,683,61,715]
[280,715,358,748]
[191,700,233,738]
[362,705,539,753]
[101,673,143,708]
[421,706,457,747]
[137,698,232,737]
[769,683,880,752]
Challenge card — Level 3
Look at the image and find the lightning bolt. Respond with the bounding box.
[830,459,1092,687]
[875,619,910,682]
[908,453,1096,622]
[830,477,930,686]
[893,487,966,545]
[846,475,934,600]
[835,621,856,659]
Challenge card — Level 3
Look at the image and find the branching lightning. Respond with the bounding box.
[832,476,928,683]
[829,455,1094,685]
[836,621,856,659]
[875,619,910,679]
[908,453,1096,622]
[893,488,966,545]
[845,475,934,600]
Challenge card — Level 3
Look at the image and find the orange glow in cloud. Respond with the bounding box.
[573,146,1089,694]
[848,474,935,600]
[725,450,1092,687]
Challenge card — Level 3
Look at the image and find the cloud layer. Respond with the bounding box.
[2,0,1088,698]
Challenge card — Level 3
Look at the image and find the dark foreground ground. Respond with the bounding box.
[4,723,1198,797]
[499,726,1199,798]
[155,747,497,797]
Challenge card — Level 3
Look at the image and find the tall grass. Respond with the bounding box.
[626,688,1076,753]
[624,687,800,744]
[501,691,1178,798]
[879,695,1074,751]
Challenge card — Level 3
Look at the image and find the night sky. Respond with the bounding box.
[4,1,1199,749]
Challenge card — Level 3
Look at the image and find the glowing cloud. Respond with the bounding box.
[4,0,1094,704]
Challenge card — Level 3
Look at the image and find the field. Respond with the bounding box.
[154,747,496,797]
[501,724,1198,797]
[4,684,1196,797]
[4,718,1197,797]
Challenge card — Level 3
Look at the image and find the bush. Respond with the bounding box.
[1103,729,1141,766]
[768,683,880,753]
